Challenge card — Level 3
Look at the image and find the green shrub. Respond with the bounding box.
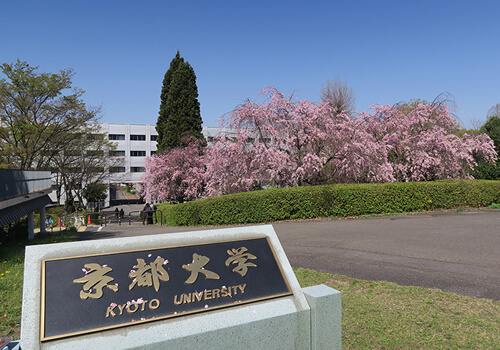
[158,180,500,226]
[0,220,28,244]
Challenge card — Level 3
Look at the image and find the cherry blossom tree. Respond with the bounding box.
[204,133,269,197]
[204,87,392,196]
[139,137,205,203]
[141,87,496,201]
[363,103,497,181]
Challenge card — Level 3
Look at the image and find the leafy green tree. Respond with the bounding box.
[0,60,119,210]
[156,51,204,153]
[0,60,100,169]
[83,182,108,206]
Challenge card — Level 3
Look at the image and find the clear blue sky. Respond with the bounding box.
[2,0,499,129]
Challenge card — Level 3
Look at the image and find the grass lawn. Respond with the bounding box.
[1,229,79,340]
[295,269,499,349]
[1,232,499,349]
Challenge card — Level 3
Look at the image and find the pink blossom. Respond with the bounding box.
[140,136,206,203]
[141,87,496,200]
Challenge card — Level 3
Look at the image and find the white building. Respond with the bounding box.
[99,123,159,183]
[47,123,235,208]
[98,123,233,205]
[99,123,231,184]
[49,123,244,207]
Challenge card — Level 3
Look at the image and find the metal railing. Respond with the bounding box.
[129,210,162,226]
[98,210,162,226]
[100,213,107,227]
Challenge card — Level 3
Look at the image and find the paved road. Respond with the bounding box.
[79,208,500,301]
[274,210,499,301]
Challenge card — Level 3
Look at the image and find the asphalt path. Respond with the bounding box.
[80,208,499,301]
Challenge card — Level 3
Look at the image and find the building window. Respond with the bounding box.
[109,150,125,157]
[130,135,146,141]
[131,167,145,173]
[130,151,146,157]
[109,167,126,173]
[109,134,125,140]
[151,150,157,156]
[151,135,158,141]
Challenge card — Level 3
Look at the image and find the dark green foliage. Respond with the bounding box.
[156,52,182,152]
[83,182,107,203]
[0,219,28,245]
[472,161,500,180]
[159,180,500,226]
[156,51,204,153]
[481,116,500,151]
[473,116,500,180]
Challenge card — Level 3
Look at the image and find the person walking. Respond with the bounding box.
[143,203,153,225]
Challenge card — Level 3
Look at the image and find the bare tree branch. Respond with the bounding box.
[320,77,356,115]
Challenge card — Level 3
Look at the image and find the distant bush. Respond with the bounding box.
[158,180,500,226]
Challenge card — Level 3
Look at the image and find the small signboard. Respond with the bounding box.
[41,237,291,341]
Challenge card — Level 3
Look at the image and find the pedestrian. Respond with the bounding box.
[149,201,156,211]
[147,207,153,225]
[143,203,152,225]
[115,208,119,219]
[119,208,124,219]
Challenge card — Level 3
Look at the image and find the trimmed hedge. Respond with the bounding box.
[158,180,500,226]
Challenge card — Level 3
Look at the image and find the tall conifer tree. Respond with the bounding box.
[156,51,204,153]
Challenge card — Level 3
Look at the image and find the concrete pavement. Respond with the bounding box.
[78,208,500,301]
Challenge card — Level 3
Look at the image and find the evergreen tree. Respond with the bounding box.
[156,52,182,149]
[156,51,204,153]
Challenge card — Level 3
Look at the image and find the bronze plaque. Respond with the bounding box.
[41,237,292,341]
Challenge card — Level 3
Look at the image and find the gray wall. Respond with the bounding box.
[0,169,52,201]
